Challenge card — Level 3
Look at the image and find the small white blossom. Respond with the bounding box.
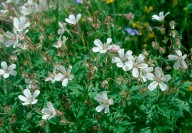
[168,50,188,69]
[92,38,112,53]
[57,22,67,35]
[95,92,113,113]
[128,54,148,78]
[152,11,170,22]
[25,78,39,89]
[140,67,154,82]
[41,102,56,120]
[18,89,40,105]
[148,67,171,91]
[55,65,74,87]
[0,61,17,78]
[13,16,30,32]
[45,70,57,83]
[112,49,133,71]
[5,31,18,48]
[65,14,81,25]
[53,36,67,48]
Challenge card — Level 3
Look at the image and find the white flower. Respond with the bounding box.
[13,16,30,32]
[112,49,133,71]
[53,36,67,48]
[57,22,66,35]
[128,54,148,78]
[140,67,154,82]
[65,14,81,25]
[95,92,113,113]
[55,65,74,87]
[92,38,112,53]
[0,61,17,78]
[45,70,57,84]
[148,67,171,91]
[168,50,188,69]
[25,78,39,89]
[21,6,33,16]
[41,102,56,120]
[18,89,40,105]
[5,31,18,48]
[152,11,170,22]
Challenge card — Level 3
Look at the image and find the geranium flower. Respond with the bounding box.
[5,31,18,48]
[125,28,139,36]
[92,38,112,53]
[53,36,67,48]
[0,61,17,78]
[18,89,40,105]
[41,102,56,120]
[95,92,113,113]
[65,14,81,25]
[55,65,74,87]
[112,49,133,71]
[152,11,169,22]
[57,21,66,35]
[148,67,171,91]
[25,78,39,89]
[45,69,57,84]
[168,50,188,69]
[13,16,30,32]
[128,54,148,78]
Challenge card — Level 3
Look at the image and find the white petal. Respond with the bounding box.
[59,65,66,73]
[62,78,68,86]
[65,18,75,25]
[42,114,50,120]
[152,15,160,21]
[3,73,9,78]
[69,74,74,80]
[94,39,103,49]
[104,105,110,113]
[31,99,38,104]
[47,102,55,111]
[42,108,52,114]
[146,67,153,72]
[132,68,139,78]
[76,14,81,23]
[55,73,64,81]
[1,61,7,70]
[5,40,15,47]
[106,38,112,44]
[173,61,180,69]
[154,67,162,78]
[92,47,101,53]
[112,57,121,63]
[168,55,178,60]
[162,75,171,82]
[159,82,168,91]
[175,50,182,56]
[33,90,40,99]
[137,63,148,69]
[95,94,104,102]
[148,81,158,91]
[8,64,16,70]
[116,62,124,67]
[181,60,187,69]
[18,95,28,102]
[108,99,114,105]
[118,49,124,59]
[96,104,106,112]
[101,92,108,100]
[69,14,75,20]
[67,66,72,74]
[13,17,19,29]
[9,70,17,76]
[146,73,155,81]
[0,69,5,75]
[136,54,145,64]
[23,89,32,99]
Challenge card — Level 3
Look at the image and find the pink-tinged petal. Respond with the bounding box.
[94,39,103,49]
[154,67,162,78]
[3,73,9,78]
[95,94,104,103]
[9,70,17,76]
[175,50,182,56]
[132,68,139,78]
[168,55,178,60]
[1,61,7,70]
[173,61,180,69]
[96,104,106,112]
[33,90,40,99]
[104,105,109,113]
[181,60,187,69]
[146,73,155,81]
[136,54,145,64]
[148,81,158,91]
[112,57,121,63]
[23,89,32,99]
[62,78,68,87]
[92,47,101,53]
[137,63,148,69]
[159,82,168,91]
[0,69,5,75]
[101,92,108,100]
[76,14,82,22]
[106,38,112,44]
[8,64,16,70]
[118,49,124,59]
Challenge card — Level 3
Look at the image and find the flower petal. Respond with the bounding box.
[154,67,162,78]
[94,39,103,49]
[132,68,139,78]
[168,55,178,60]
[112,57,121,63]
[96,104,106,112]
[62,78,68,86]
[33,90,40,99]
[148,81,158,91]
[173,61,180,69]
[175,50,182,56]
[159,82,168,91]
[101,92,108,100]
[136,54,145,64]
[181,60,187,69]
[1,61,7,70]
[23,89,32,99]
[106,38,112,44]
[104,105,109,113]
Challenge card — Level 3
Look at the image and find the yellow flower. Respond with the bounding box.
[189,85,192,91]
[106,0,115,4]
